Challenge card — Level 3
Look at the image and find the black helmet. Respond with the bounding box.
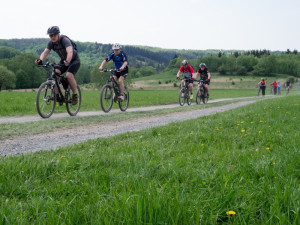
[182,60,188,66]
[47,26,60,35]
[199,63,206,68]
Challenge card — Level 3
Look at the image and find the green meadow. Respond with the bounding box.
[0,95,299,224]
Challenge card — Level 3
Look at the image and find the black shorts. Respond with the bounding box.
[184,77,194,84]
[201,77,210,85]
[58,59,81,76]
[113,67,128,78]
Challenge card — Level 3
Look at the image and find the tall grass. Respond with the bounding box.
[0,95,299,224]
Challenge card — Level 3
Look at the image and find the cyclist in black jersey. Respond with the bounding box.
[35,26,80,105]
[193,63,211,97]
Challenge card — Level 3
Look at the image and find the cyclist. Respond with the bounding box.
[258,78,266,96]
[285,79,291,95]
[193,63,211,97]
[270,80,278,95]
[99,43,128,101]
[277,81,281,95]
[35,26,80,105]
[176,60,194,99]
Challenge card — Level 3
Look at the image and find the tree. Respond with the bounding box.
[15,69,31,89]
[0,66,16,91]
[76,64,90,84]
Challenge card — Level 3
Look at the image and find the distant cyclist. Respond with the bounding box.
[270,80,278,95]
[258,78,266,96]
[277,82,281,95]
[35,26,80,105]
[99,43,128,101]
[176,60,195,99]
[193,63,211,97]
[285,79,291,95]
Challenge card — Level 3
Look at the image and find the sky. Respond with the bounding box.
[0,0,299,51]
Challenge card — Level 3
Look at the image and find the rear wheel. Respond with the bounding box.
[66,85,81,116]
[119,86,129,111]
[100,84,113,112]
[36,81,56,118]
[196,89,201,104]
[179,89,185,106]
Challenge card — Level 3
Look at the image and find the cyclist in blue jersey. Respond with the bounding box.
[99,43,128,101]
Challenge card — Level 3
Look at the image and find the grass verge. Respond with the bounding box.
[0,96,299,224]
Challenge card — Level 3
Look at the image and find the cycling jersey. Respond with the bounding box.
[259,80,266,87]
[47,35,79,62]
[286,81,291,87]
[198,68,210,79]
[179,65,194,79]
[106,51,128,70]
[270,82,278,88]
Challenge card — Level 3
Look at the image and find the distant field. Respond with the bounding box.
[0,89,259,116]
[0,95,299,224]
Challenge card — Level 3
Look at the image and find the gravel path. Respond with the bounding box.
[0,100,256,156]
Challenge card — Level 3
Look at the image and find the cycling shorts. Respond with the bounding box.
[58,59,81,76]
[113,67,128,78]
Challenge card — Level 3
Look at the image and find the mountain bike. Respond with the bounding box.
[196,79,208,104]
[36,62,81,118]
[100,69,129,113]
[178,77,192,106]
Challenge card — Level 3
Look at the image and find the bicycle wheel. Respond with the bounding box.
[36,81,56,118]
[179,89,185,106]
[201,92,208,104]
[119,86,129,111]
[196,89,201,104]
[66,85,81,116]
[100,84,113,112]
[186,88,191,105]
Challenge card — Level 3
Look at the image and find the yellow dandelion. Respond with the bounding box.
[259,120,263,123]
[60,155,65,158]
[272,162,276,165]
[190,132,193,135]
[266,147,270,150]
[201,144,205,146]
[226,211,236,215]
[268,126,271,128]
[241,129,245,133]
[158,133,161,136]
[250,121,254,124]
[259,131,262,134]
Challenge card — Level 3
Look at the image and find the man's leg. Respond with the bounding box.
[66,72,78,105]
[119,76,124,96]
[204,84,209,95]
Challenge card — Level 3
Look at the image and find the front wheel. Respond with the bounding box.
[36,81,56,118]
[100,84,113,113]
[119,86,129,111]
[66,85,81,116]
[179,89,185,106]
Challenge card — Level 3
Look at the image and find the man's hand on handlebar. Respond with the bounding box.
[35,59,43,65]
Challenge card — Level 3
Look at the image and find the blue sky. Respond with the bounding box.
[0,0,299,51]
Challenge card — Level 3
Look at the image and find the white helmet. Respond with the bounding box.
[112,43,121,50]
[182,60,188,66]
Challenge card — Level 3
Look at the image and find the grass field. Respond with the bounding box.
[0,95,299,224]
[0,89,259,116]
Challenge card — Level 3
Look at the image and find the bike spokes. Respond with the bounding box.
[66,85,81,116]
[36,81,56,118]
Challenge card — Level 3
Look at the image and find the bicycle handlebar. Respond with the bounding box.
[37,62,57,68]
[100,69,120,73]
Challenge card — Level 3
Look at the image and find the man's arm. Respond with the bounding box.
[99,59,107,71]
[119,61,128,71]
[64,46,73,66]
[35,48,50,64]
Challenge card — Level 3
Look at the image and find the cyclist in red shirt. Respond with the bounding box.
[176,60,195,99]
[270,80,278,95]
[258,78,266,96]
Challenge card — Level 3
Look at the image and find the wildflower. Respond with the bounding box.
[259,120,263,123]
[259,131,262,134]
[226,211,236,215]
[158,133,161,136]
[250,121,254,124]
[60,155,65,158]
[201,144,205,146]
[268,126,271,128]
[266,147,270,150]
[272,162,276,165]
[241,129,245,133]
[190,132,193,135]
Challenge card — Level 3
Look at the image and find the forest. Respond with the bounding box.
[0,38,299,90]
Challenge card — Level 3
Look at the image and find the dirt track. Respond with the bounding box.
[0,98,256,156]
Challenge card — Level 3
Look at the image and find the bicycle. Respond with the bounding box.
[100,69,129,113]
[178,77,192,106]
[196,79,208,104]
[36,62,81,118]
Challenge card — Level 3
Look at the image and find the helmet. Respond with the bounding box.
[47,26,60,35]
[182,60,188,66]
[112,43,121,50]
[199,63,206,68]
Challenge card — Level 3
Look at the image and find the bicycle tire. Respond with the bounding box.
[179,89,185,106]
[100,84,113,113]
[66,85,81,116]
[186,87,191,105]
[202,92,208,104]
[118,86,129,111]
[36,81,56,118]
[196,89,201,104]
